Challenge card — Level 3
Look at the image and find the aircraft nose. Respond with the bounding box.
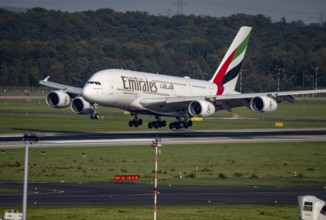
[82,86,93,103]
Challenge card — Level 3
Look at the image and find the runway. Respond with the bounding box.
[1,182,325,206]
[1,128,326,148]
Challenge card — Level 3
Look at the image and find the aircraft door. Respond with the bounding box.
[105,81,114,95]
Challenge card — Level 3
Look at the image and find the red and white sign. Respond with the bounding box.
[114,175,139,181]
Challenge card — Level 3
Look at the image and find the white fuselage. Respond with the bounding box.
[82,69,221,115]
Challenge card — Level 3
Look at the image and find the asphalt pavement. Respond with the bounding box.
[1,182,326,206]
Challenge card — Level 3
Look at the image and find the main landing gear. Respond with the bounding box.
[168,118,193,129]
[128,115,143,127]
[148,117,193,129]
[148,116,167,129]
[128,115,193,130]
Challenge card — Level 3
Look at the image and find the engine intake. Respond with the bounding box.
[188,100,215,117]
[250,96,277,113]
[46,90,71,108]
[70,97,93,114]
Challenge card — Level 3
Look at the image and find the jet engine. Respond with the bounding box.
[70,97,93,114]
[188,100,216,117]
[46,90,71,108]
[250,96,277,113]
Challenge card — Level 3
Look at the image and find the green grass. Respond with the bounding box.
[0,142,325,186]
[0,205,298,220]
[0,188,19,193]
[0,99,325,133]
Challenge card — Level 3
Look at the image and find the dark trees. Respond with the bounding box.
[0,8,325,91]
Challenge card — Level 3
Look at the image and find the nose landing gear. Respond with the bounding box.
[89,104,101,120]
[90,112,101,120]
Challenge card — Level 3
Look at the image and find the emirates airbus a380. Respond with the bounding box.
[40,26,326,129]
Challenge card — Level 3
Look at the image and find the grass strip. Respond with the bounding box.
[0,205,298,220]
[0,142,325,186]
[0,99,325,133]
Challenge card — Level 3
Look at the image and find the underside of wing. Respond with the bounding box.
[139,89,326,116]
[213,89,326,111]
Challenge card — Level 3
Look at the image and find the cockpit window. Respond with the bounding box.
[86,81,101,85]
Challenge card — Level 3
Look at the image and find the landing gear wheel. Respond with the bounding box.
[133,119,139,127]
[169,118,192,130]
[90,112,100,120]
[148,117,167,129]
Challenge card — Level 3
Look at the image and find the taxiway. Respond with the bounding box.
[1,128,326,148]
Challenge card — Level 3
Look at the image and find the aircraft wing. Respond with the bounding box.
[139,89,326,113]
[210,89,326,111]
[39,76,83,95]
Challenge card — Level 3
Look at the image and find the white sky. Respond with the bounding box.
[0,0,325,23]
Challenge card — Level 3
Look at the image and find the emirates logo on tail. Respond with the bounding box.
[209,26,252,95]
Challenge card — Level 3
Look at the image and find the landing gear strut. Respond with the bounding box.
[90,104,101,120]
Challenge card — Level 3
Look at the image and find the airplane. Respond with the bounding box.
[40,26,326,129]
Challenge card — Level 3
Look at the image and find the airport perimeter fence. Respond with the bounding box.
[0,86,50,97]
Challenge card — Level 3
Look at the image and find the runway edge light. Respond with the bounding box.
[275,122,284,127]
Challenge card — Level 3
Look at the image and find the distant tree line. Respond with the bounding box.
[0,8,325,92]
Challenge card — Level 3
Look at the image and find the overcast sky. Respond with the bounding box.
[1,0,325,23]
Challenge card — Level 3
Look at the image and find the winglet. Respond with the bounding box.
[43,76,50,81]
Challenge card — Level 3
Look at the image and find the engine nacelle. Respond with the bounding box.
[188,100,216,117]
[46,90,71,108]
[70,97,93,114]
[250,96,277,113]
